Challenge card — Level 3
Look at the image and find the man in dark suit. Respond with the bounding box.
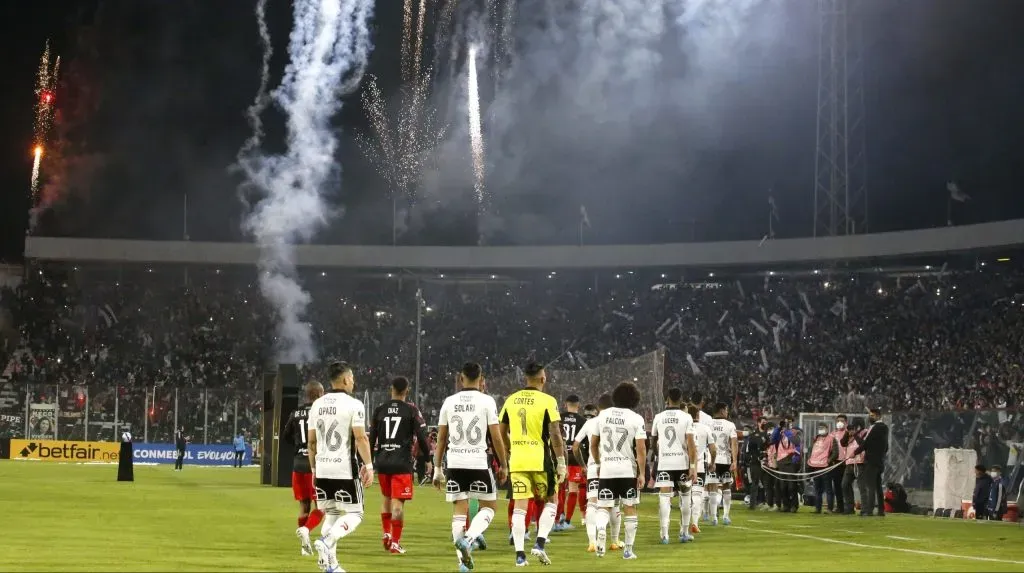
[174,427,188,471]
[854,407,889,517]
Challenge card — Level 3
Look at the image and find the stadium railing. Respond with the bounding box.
[0,383,262,446]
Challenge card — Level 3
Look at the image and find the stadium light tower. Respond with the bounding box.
[814,0,868,237]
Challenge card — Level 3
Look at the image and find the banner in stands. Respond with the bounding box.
[132,443,252,466]
[28,404,57,440]
[10,439,120,462]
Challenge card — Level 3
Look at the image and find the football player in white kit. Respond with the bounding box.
[685,403,716,537]
[650,388,698,544]
[572,395,617,552]
[591,382,646,560]
[432,362,509,573]
[690,392,715,520]
[707,402,739,525]
[307,362,375,573]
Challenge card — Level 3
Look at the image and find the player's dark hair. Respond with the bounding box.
[666,387,684,405]
[690,391,704,405]
[835,414,848,421]
[524,362,545,378]
[461,362,482,381]
[611,382,641,409]
[583,404,597,417]
[686,404,701,419]
[868,407,882,417]
[391,376,410,394]
[327,361,352,380]
[713,402,729,415]
[597,393,614,410]
[565,394,580,404]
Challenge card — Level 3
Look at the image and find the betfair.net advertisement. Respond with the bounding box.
[9,439,120,462]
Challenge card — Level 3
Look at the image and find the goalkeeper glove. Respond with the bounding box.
[556,457,568,483]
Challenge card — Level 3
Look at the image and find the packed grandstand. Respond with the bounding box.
[1,226,1022,495]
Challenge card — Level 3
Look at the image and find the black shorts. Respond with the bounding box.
[586,477,601,499]
[714,463,734,484]
[596,477,640,508]
[446,468,497,502]
[653,469,691,492]
[314,477,363,511]
[694,472,707,488]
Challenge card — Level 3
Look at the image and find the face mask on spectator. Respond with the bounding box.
[989,471,1000,479]
[835,421,845,430]
[817,427,828,436]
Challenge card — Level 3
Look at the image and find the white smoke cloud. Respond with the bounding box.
[239,0,375,363]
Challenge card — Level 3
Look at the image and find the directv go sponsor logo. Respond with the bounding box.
[11,439,120,462]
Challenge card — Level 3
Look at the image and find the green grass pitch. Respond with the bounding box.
[1,462,1021,572]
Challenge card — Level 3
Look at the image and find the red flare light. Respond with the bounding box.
[41,91,54,106]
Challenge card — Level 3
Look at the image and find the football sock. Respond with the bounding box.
[722,489,732,518]
[610,504,622,542]
[507,499,515,531]
[306,509,324,531]
[298,515,307,528]
[391,519,404,544]
[566,492,579,523]
[511,509,527,552]
[579,490,588,517]
[557,486,567,521]
[465,507,494,540]
[537,502,557,545]
[679,492,691,534]
[709,490,722,520]
[585,501,598,545]
[624,515,638,549]
[452,515,467,543]
[690,486,705,526]
[658,493,672,538]
[594,508,610,550]
[322,512,362,547]
[381,512,392,535]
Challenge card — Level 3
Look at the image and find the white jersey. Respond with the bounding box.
[575,416,599,476]
[437,390,499,470]
[687,421,714,473]
[698,410,714,427]
[710,418,738,465]
[594,407,646,479]
[308,390,365,480]
[651,408,694,471]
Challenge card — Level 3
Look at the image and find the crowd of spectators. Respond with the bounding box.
[1,262,1022,479]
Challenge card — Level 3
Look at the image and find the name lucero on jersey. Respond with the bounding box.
[452,404,477,412]
[663,417,679,424]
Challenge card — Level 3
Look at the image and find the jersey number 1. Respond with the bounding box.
[298,419,307,444]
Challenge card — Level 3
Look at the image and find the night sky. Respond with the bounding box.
[2,0,1023,262]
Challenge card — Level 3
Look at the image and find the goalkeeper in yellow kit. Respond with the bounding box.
[499,362,567,567]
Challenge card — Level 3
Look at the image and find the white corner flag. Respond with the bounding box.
[580,205,591,228]
[947,181,970,202]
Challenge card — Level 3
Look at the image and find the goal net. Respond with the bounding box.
[480,349,666,420]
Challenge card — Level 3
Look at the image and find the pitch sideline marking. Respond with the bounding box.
[887,535,919,541]
[732,525,1024,565]
[837,529,863,534]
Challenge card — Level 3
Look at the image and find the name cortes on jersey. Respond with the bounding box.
[710,418,738,465]
[652,408,694,471]
[308,391,365,480]
[438,390,499,470]
[594,407,646,479]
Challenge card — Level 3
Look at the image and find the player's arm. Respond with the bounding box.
[307,416,318,474]
[546,401,568,481]
[282,412,297,445]
[571,429,587,467]
[709,441,718,462]
[498,404,512,463]
[590,429,602,467]
[350,405,373,485]
[413,407,431,459]
[730,429,739,472]
[634,431,647,490]
[488,422,509,482]
[686,432,698,480]
[433,403,450,489]
[368,406,381,452]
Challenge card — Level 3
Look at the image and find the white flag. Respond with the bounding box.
[799,291,814,316]
[947,181,970,202]
[760,348,769,372]
[654,317,673,336]
[580,205,591,227]
[718,310,729,326]
[749,319,769,335]
[686,353,702,375]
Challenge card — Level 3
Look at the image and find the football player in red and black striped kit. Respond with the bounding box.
[370,376,431,554]
[556,395,587,530]
[283,381,325,556]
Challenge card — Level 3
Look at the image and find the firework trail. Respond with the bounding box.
[497,0,517,84]
[30,146,43,198]
[240,0,273,159]
[467,43,486,205]
[412,0,427,81]
[239,0,375,363]
[432,0,458,79]
[401,0,415,81]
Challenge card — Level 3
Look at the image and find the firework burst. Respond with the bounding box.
[31,41,60,202]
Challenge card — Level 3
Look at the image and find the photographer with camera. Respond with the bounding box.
[839,417,867,514]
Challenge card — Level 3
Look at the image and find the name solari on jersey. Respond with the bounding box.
[438,390,500,501]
